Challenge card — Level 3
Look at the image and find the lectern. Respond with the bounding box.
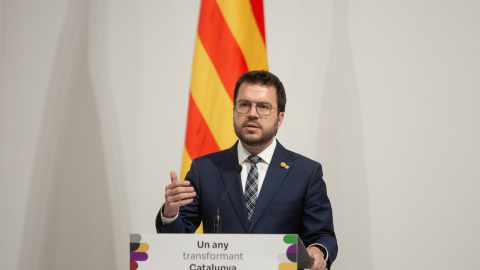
[130,234,313,270]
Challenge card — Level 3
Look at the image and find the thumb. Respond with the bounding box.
[170,170,178,183]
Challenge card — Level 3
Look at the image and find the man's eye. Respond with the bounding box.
[259,104,270,109]
[239,102,250,107]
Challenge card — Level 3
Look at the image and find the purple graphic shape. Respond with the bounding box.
[286,244,297,262]
[130,252,148,261]
[287,244,297,254]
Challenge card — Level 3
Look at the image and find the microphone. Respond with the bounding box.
[214,164,242,233]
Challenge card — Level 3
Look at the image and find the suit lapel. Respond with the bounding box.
[218,142,249,232]
[248,142,295,231]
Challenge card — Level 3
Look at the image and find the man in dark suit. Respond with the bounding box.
[156,70,337,269]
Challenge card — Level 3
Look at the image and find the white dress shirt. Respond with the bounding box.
[237,138,277,195]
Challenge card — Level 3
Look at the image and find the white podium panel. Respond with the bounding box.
[130,234,312,270]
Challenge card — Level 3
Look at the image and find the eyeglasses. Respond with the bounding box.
[234,101,278,116]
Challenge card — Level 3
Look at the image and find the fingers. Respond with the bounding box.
[170,170,178,182]
[307,246,326,270]
[165,179,195,197]
[310,260,326,270]
[163,171,196,218]
[316,262,326,270]
[165,183,196,205]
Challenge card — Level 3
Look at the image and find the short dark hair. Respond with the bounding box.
[233,70,286,113]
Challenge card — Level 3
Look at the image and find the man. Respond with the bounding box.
[156,70,338,269]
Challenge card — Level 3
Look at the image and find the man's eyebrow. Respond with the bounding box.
[237,99,271,104]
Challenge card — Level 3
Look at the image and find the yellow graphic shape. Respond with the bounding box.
[135,243,149,252]
[278,262,297,270]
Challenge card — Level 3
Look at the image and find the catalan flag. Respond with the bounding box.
[180,0,268,233]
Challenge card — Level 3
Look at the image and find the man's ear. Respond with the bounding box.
[277,112,285,130]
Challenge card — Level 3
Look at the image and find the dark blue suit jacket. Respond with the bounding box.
[156,141,338,266]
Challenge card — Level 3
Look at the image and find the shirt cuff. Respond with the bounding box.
[308,243,329,268]
[160,204,178,225]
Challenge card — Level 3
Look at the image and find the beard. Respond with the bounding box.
[234,118,278,147]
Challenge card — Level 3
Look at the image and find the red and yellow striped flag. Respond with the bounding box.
[180,0,268,232]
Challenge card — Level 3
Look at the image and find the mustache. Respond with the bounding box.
[242,120,263,129]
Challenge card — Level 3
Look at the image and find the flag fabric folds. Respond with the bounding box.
[180,0,268,233]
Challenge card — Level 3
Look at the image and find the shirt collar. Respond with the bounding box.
[237,138,277,165]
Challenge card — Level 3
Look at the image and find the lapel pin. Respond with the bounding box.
[280,162,289,169]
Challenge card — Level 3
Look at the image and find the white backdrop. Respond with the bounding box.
[1,0,479,269]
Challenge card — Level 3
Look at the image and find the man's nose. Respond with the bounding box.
[247,104,259,117]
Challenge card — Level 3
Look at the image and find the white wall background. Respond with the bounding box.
[1,0,479,269]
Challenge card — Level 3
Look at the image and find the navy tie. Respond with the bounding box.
[245,155,261,222]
